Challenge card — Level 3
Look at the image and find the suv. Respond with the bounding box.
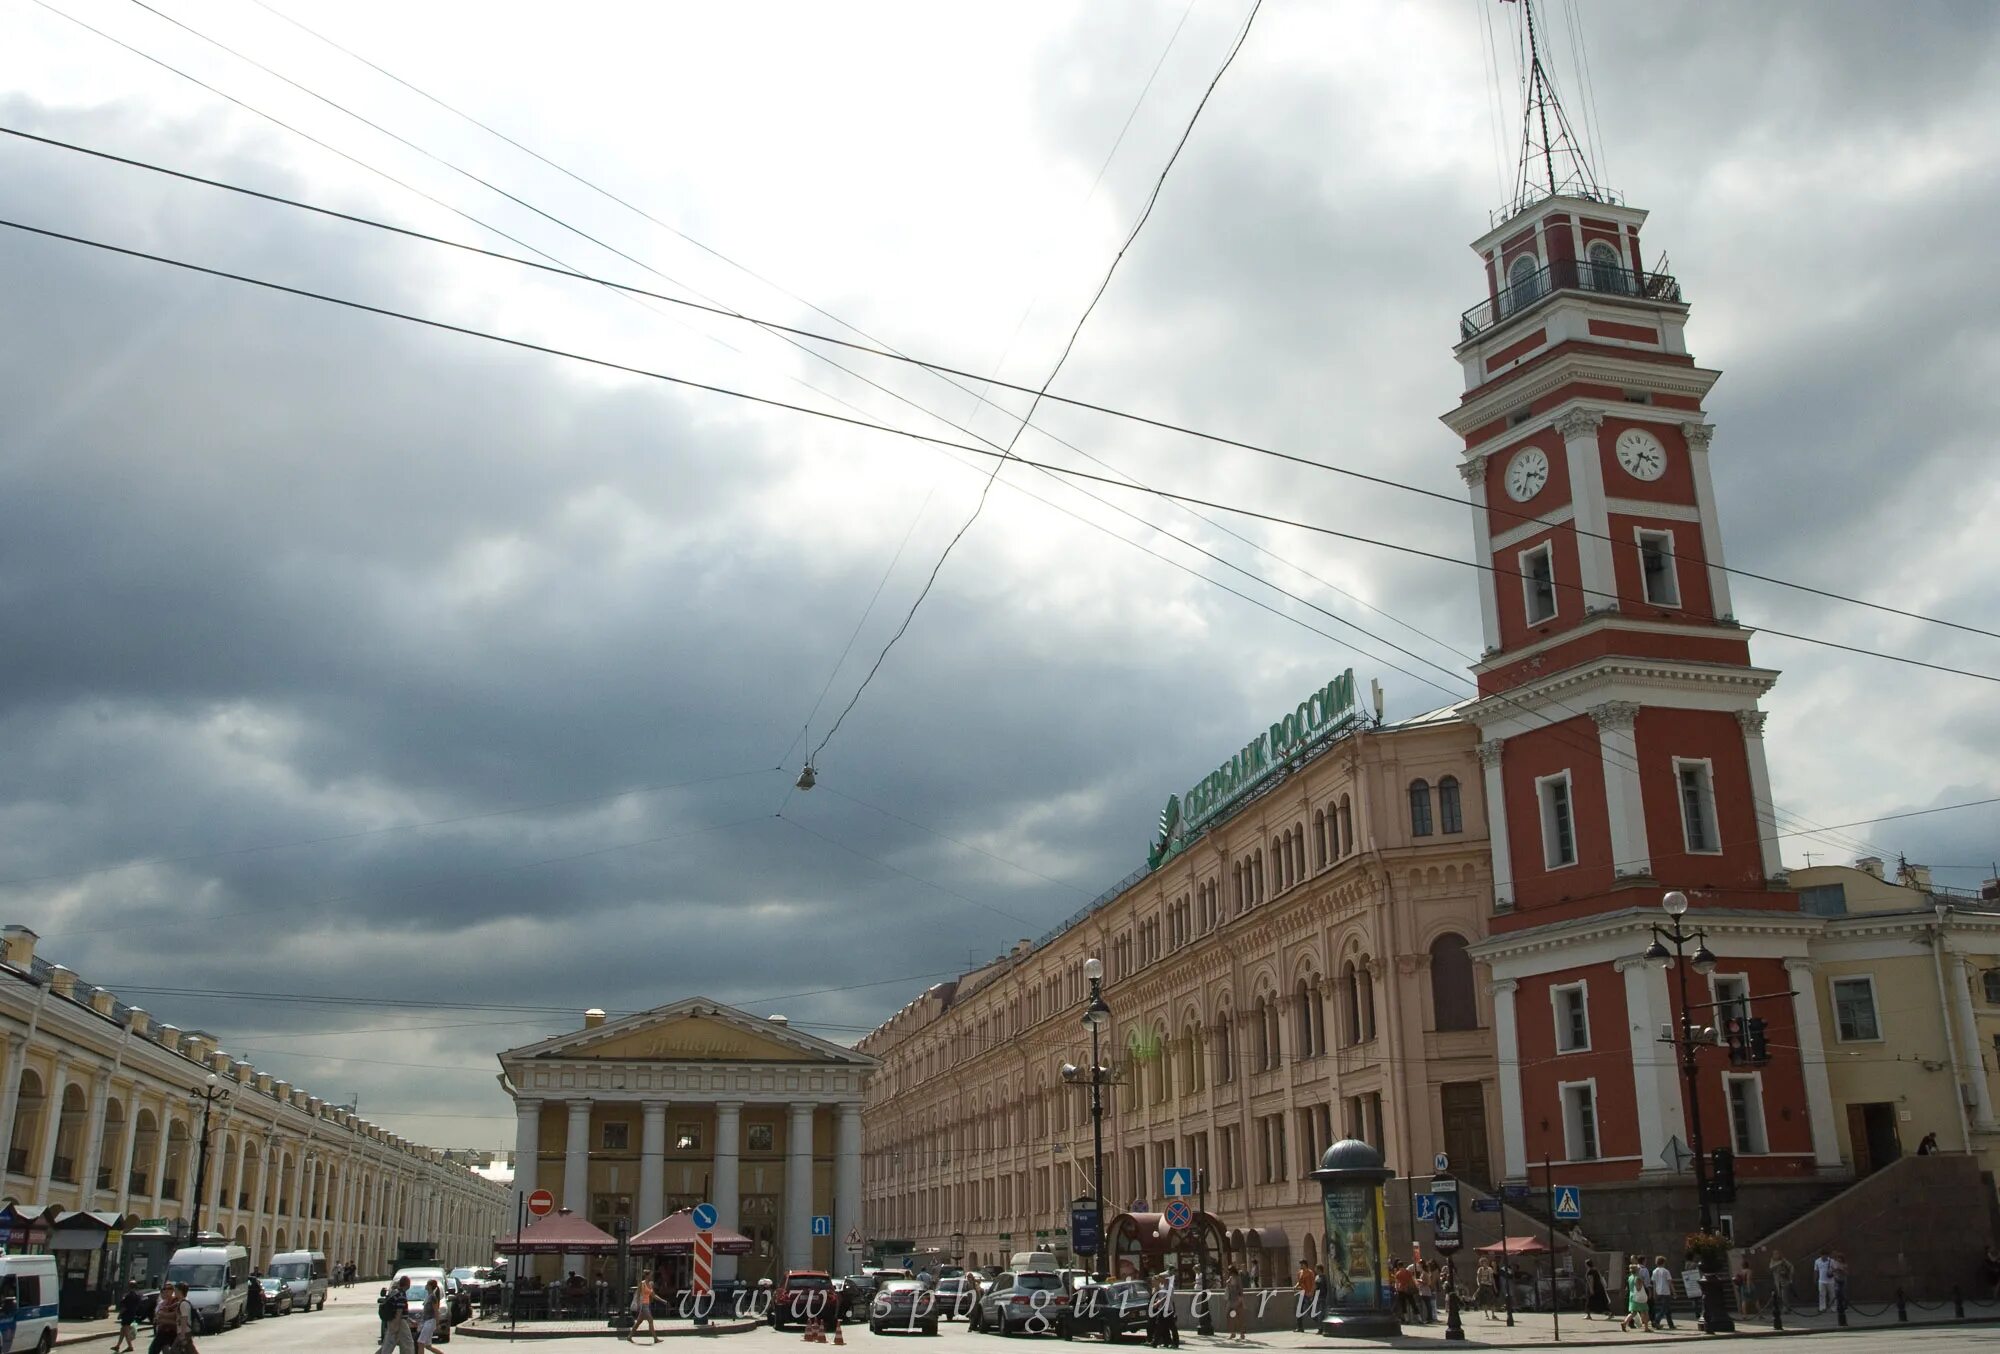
[771,1271,837,1328]
[972,1270,1068,1335]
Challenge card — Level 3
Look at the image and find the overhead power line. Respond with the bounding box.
[8,212,1992,693]
[11,124,1987,651]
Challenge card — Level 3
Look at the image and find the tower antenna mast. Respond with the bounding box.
[1505,0,1608,219]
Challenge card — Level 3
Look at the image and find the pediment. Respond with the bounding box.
[500,997,874,1067]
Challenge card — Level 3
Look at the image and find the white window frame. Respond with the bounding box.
[1673,757,1722,855]
[1536,770,1578,869]
[1551,980,1591,1053]
[1636,527,1681,607]
[1724,1072,1769,1155]
[1520,542,1559,625]
[1558,1079,1601,1161]
[1710,972,1750,1038]
[1830,973,1884,1044]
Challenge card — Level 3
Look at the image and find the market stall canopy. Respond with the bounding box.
[1477,1236,1566,1255]
[629,1209,752,1255]
[0,1203,57,1248]
[49,1210,128,1251]
[493,1208,618,1255]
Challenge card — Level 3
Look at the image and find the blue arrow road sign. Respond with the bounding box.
[1162,1167,1193,1198]
[1552,1187,1582,1222]
[1414,1194,1436,1221]
[691,1202,717,1230]
[811,1215,832,1237]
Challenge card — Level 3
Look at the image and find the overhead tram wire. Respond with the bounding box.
[10,214,1995,700]
[804,0,1269,772]
[17,126,1995,652]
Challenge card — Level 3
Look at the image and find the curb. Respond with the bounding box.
[1298,1313,2000,1349]
[457,1320,763,1341]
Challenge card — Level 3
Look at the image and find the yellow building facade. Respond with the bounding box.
[498,1000,873,1282]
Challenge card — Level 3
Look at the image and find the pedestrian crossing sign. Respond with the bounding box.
[1552,1187,1582,1221]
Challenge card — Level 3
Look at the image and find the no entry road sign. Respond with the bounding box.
[526,1189,555,1217]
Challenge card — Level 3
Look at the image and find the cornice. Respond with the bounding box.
[1443,366,1722,442]
[1468,906,1825,962]
[1468,655,1779,728]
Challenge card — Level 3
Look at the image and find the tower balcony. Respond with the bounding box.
[1460,258,1683,340]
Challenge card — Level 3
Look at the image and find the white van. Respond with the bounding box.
[166,1243,250,1333]
[268,1250,329,1312]
[0,1255,60,1354]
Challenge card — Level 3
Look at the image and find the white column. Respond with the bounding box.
[1736,710,1786,881]
[0,1035,29,1182]
[638,1102,667,1229]
[1461,459,1502,653]
[228,1133,250,1231]
[114,1096,142,1215]
[1618,956,1682,1171]
[1784,959,1844,1167]
[785,1103,816,1273]
[511,1098,540,1222]
[833,1104,862,1273]
[33,1055,70,1200]
[562,1100,591,1274]
[1590,701,1652,879]
[78,1071,112,1205]
[1952,956,1997,1128]
[713,1102,742,1281]
[203,1112,231,1224]
[147,1099,174,1216]
[1681,422,1735,621]
[1491,980,1527,1181]
[1555,408,1617,610]
[1478,739,1514,910]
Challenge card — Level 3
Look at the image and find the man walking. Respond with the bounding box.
[1649,1256,1676,1331]
[1815,1250,1836,1313]
[379,1275,416,1354]
[1294,1260,1317,1332]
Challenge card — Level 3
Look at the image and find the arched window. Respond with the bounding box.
[1293,824,1306,880]
[1358,962,1377,1041]
[1340,963,1361,1047]
[1409,780,1433,837]
[1265,998,1283,1069]
[1587,240,1628,294]
[1339,796,1354,857]
[1506,252,1541,311]
[1430,933,1479,1031]
[1314,810,1328,868]
[1216,1011,1235,1084]
[1295,978,1314,1057]
[1439,776,1463,834]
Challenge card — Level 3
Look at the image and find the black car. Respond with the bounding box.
[870,1280,939,1336]
[1063,1282,1152,1341]
[933,1278,980,1322]
[256,1276,294,1318]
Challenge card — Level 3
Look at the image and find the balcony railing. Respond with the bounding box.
[1461,258,1683,339]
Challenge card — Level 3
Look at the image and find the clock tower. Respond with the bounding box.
[1448,13,1842,1217]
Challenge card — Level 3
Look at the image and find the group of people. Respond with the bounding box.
[376,1274,452,1354]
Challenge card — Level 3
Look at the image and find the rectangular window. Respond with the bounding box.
[1538,771,1577,868]
[1677,759,1719,853]
[1798,883,1848,916]
[1220,1125,1242,1190]
[1831,976,1881,1042]
[1439,778,1463,834]
[1726,1075,1769,1154]
[1560,1082,1600,1161]
[1638,529,1680,606]
[1552,982,1590,1052]
[1522,543,1558,624]
[748,1124,775,1152]
[601,1121,630,1151]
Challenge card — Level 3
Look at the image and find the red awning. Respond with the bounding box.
[1477,1235,1565,1255]
[494,1208,619,1255]
[629,1209,753,1255]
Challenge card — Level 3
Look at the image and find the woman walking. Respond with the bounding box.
[1622,1262,1651,1332]
[417,1279,444,1354]
[1584,1260,1610,1320]
[629,1272,660,1342]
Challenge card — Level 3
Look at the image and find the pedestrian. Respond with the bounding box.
[1736,1257,1755,1315]
[1147,1274,1179,1348]
[416,1278,444,1354]
[1647,1255,1676,1330]
[629,1272,660,1343]
[378,1275,415,1354]
[1418,1260,1437,1323]
[1767,1249,1794,1312]
[146,1283,185,1354]
[1224,1266,1246,1341]
[112,1281,143,1353]
[1831,1252,1848,1313]
[1294,1259,1316,1332]
[1583,1259,1609,1320]
[1814,1249,1836,1313]
[1622,1262,1650,1333]
[1474,1258,1497,1319]
[1917,1132,1940,1155]
[1982,1246,2000,1301]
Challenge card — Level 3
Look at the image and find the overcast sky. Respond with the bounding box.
[3,1,1996,1152]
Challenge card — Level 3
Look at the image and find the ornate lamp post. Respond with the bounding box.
[1060,957,1113,1281]
[188,1073,230,1239]
[1643,889,1733,1334]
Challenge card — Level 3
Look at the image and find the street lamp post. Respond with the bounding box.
[1061,957,1113,1282]
[1643,889,1733,1335]
[189,1073,230,1239]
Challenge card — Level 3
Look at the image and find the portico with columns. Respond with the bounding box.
[498,999,874,1283]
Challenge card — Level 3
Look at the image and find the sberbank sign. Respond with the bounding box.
[1147,670,1360,871]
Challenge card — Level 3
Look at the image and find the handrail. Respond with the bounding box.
[1461,259,1683,339]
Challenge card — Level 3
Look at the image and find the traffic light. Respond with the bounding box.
[1745,1017,1769,1065]
[1709,1147,1736,1202]
[1722,1016,1746,1064]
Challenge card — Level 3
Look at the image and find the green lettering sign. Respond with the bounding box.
[1147,670,1360,870]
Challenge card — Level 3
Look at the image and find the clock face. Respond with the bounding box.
[1615,428,1667,481]
[1504,447,1550,502]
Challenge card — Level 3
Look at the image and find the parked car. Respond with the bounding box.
[165,1243,250,1333]
[255,1275,294,1317]
[449,1267,501,1307]
[1064,1281,1151,1341]
[838,1274,880,1319]
[972,1270,1068,1335]
[268,1250,328,1312]
[934,1277,979,1322]
[770,1271,837,1328]
[0,1255,61,1354]
[869,1280,939,1336]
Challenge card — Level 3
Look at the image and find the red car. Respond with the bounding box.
[771,1271,838,1328]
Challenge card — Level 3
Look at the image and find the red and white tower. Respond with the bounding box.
[1448,13,1841,1226]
